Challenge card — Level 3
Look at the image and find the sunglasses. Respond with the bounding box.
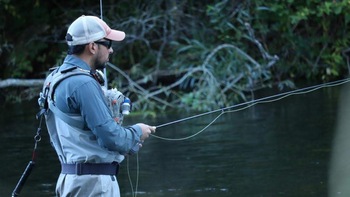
[95,40,112,49]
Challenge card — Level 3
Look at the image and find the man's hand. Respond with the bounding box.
[136,123,156,141]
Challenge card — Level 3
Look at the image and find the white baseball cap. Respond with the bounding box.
[66,15,125,46]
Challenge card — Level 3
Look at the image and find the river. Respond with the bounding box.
[0,83,345,196]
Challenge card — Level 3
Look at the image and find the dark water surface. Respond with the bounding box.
[0,85,342,196]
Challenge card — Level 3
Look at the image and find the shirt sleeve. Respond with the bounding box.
[71,79,142,154]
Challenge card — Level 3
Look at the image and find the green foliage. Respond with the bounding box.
[1,0,350,111]
[252,0,350,81]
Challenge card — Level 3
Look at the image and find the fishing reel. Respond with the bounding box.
[102,87,132,124]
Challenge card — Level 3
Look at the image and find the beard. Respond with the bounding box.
[94,58,107,70]
[94,49,110,70]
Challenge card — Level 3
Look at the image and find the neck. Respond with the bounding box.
[73,54,94,70]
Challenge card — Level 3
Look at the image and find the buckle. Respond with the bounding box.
[75,163,83,175]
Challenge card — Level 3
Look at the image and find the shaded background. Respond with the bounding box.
[1,0,350,111]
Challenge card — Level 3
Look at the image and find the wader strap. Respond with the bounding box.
[61,163,119,176]
[48,101,86,130]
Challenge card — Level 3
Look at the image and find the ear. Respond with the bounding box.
[87,43,97,55]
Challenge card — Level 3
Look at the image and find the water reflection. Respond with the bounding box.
[0,86,340,196]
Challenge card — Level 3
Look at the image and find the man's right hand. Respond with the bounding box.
[136,123,156,141]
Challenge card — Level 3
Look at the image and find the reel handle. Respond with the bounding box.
[12,161,35,197]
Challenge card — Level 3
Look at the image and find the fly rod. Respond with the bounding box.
[155,78,350,129]
[100,0,109,88]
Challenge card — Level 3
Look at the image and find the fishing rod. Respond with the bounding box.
[100,0,109,88]
[155,78,350,129]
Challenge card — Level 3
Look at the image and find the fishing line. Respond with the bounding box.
[126,154,139,197]
[127,78,350,196]
[99,1,139,196]
[152,110,225,141]
[127,78,350,195]
[151,77,350,141]
[98,0,347,192]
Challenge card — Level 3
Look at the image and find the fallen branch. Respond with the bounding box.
[0,79,44,88]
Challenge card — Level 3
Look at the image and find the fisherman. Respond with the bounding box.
[41,15,156,196]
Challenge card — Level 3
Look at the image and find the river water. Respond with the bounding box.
[0,84,345,196]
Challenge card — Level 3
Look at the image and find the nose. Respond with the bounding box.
[109,47,114,54]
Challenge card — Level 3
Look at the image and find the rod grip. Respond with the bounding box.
[12,161,35,197]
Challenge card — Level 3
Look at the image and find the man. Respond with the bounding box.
[43,15,156,196]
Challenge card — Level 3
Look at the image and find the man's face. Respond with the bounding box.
[94,39,113,70]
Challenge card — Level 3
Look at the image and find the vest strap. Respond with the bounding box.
[48,101,86,130]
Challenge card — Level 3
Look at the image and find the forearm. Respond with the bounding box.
[92,119,142,154]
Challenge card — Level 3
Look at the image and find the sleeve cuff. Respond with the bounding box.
[129,124,142,141]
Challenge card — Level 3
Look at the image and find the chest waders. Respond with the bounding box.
[12,66,130,196]
[11,67,92,196]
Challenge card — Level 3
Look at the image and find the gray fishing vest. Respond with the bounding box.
[39,67,125,164]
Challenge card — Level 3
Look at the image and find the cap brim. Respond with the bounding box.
[106,30,126,41]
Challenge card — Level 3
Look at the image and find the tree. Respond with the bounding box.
[1,0,349,111]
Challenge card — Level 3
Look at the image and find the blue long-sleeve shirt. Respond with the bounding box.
[53,55,142,157]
